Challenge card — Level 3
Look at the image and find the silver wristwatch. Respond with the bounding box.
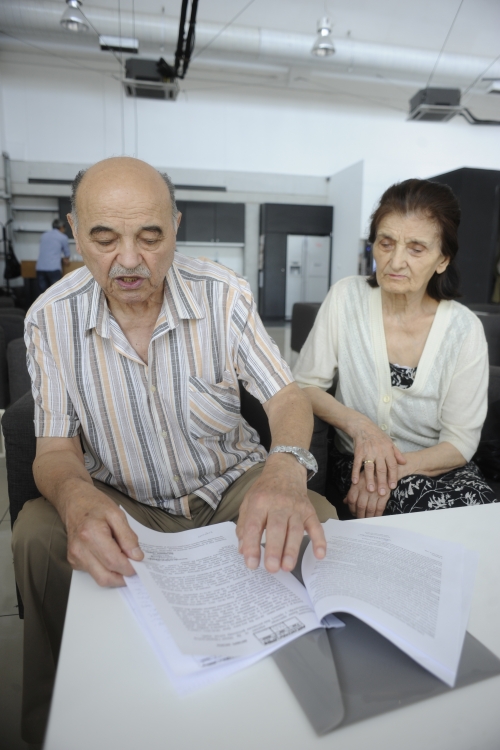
[267,445,318,482]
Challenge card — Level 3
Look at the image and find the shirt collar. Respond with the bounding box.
[85,257,205,338]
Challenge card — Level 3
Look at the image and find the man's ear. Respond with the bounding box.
[66,213,80,253]
[175,211,182,234]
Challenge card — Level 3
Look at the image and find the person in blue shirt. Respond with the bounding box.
[36,219,71,293]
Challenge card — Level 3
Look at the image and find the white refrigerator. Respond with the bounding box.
[285,235,331,320]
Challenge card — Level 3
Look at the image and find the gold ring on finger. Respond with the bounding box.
[363,459,375,465]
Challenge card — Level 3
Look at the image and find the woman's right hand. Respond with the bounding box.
[350,416,406,497]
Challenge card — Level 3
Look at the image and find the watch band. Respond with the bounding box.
[267,445,318,481]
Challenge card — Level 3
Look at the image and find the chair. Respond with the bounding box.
[478,315,500,367]
[0,307,25,317]
[291,303,321,353]
[0,316,25,405]
[7,338,31,405]
[0,327,8,409]
[0,314,25,346]
[465,303,500,315]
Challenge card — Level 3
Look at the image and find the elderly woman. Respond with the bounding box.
[293,178,497,518]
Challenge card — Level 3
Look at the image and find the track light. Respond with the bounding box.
[311,17,335,57]
[60,0,89,33]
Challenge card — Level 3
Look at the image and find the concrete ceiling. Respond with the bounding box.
[82,0,500,58]
[0,0,499,119]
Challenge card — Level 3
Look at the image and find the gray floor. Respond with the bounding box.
[0,323,293,750]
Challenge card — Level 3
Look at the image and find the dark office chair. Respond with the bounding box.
[465,303,500,315]
[478,315,500,367]
[7,338,31,405]
[0,314,25,346]
[291,303,321,353]
[0,307,25,316]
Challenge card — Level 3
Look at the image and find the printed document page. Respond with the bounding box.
[302,519,477,686]
[126,515,322,658]
[120,575,272,694]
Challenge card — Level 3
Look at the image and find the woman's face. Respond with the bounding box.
[373,212,450,297]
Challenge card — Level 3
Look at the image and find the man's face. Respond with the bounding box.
[68,161,179,308]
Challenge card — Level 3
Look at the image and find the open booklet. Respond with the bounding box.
[120,514,477,692]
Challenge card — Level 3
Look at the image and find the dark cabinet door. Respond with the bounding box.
[260,233,287,319]
[185,202,216,242]
[215,203,245,243]
[176,201,245,243]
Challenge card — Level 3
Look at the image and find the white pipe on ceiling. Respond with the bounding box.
[0,0,498,88]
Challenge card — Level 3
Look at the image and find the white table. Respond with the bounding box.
[44,504,500,750]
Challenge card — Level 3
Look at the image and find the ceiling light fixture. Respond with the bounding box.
[60,0,89,33]
[311,17,335,57]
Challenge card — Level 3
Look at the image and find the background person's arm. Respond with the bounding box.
[236,383,326,574]
[34,436,143,587]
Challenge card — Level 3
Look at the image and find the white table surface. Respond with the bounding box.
[44,504,500,750]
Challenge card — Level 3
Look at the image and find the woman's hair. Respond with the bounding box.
[367,178,461,300]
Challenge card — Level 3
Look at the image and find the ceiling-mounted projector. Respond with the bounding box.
[121,0,198,102]
[408,87,500,125]
[123,58,179,100]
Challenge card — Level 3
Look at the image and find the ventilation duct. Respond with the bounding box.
[1,0,500,90]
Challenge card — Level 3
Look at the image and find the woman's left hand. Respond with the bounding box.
[344,471,390,518]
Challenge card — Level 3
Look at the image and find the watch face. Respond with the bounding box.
[270,446,317,477]
[294,448,317,471]
[295,448,309,461]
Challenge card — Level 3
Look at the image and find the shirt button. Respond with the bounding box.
[162,430,167,438]
[173,475,180,481]
[150,385,156,393]
[383,395,390,403]
[380,424,387,431]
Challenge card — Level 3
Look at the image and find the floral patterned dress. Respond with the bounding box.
[330,363,497,514]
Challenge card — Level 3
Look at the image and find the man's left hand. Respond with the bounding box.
[236,453,326,573]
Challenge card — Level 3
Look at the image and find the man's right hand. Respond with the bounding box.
[65,486,144,587]
[34,436,144,588]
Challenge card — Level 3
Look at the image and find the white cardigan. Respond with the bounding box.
[292,276,489,461]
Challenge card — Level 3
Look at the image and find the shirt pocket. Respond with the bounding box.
[188,369,241,439]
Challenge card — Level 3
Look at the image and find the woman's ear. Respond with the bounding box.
[436,255,451,275]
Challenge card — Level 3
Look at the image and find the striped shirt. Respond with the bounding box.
[25,254,293,516]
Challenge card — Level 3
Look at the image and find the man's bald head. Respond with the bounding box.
[70,157,178,229]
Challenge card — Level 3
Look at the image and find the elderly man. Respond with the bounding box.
[13,157,337,743]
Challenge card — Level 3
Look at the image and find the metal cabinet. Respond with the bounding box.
[430,168,500,304]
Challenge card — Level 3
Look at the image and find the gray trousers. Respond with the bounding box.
[12,465,337,744]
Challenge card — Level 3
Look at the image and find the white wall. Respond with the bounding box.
[328,161,364,285]
[1,52,500,288]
